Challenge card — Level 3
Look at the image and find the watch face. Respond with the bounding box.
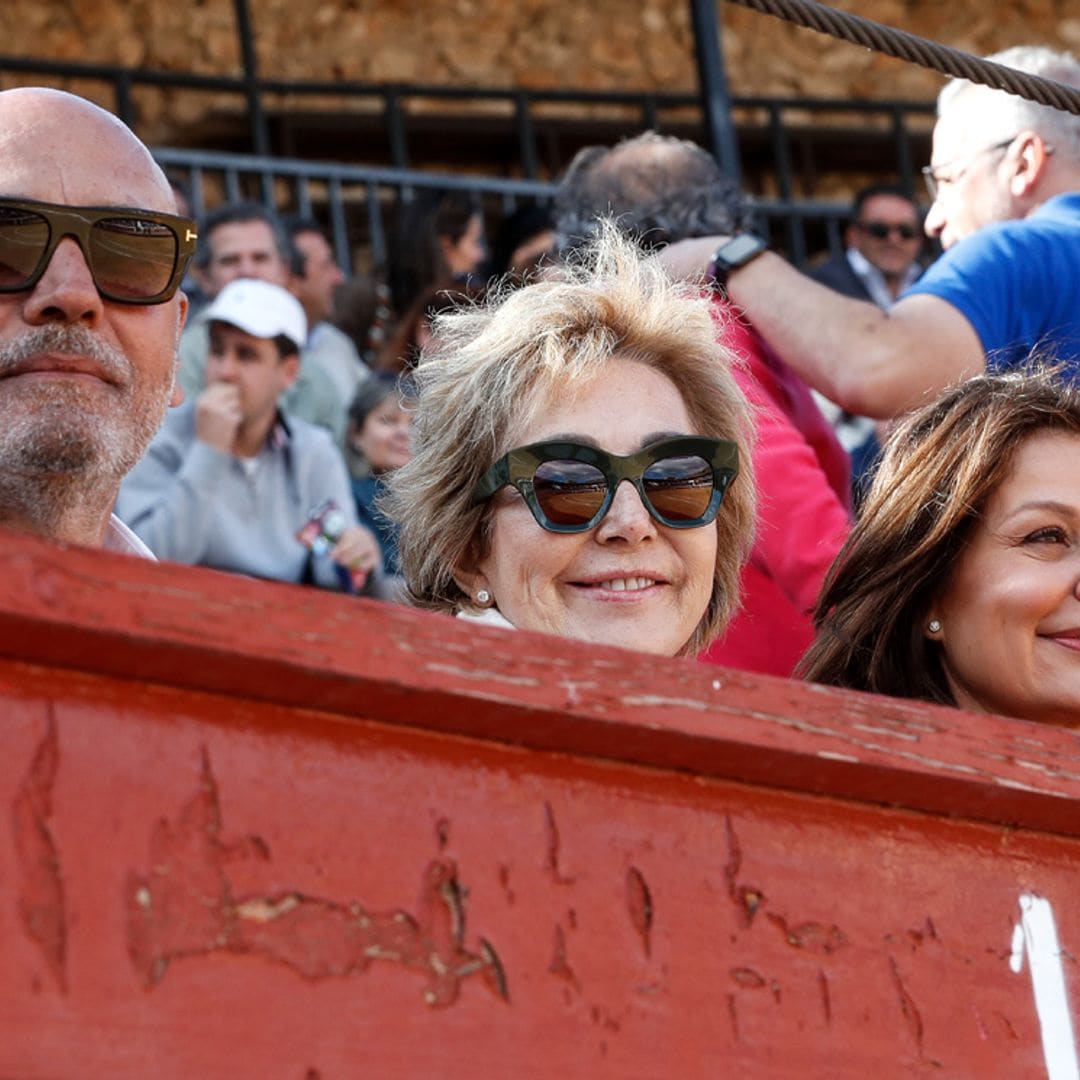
[718,234,765,268]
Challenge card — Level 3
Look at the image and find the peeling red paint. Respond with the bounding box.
[125,749,507,1007]
[625,866,652,958]
[889,955,925,1056]
[767,913,848,955]
[543,801,574,885]
[12,711,66,993]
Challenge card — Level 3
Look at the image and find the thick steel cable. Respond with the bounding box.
[728,0,1080,116]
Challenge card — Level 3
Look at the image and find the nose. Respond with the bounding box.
[594,479,657,546]
[923,199,945,240]
[21,238,104,327]
[209,350,239,382]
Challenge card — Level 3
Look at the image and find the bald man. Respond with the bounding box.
[0,87,194,551]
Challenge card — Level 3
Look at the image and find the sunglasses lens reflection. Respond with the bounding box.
[644,455,713,521]
[533,459,608,526]
[532,454,715,529]
[0,207,50,288]
[89,218,179,300]
[0,206,180,301]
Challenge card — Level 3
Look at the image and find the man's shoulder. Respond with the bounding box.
[806,253,870,299]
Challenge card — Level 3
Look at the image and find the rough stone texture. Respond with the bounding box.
[0,0,1076,146]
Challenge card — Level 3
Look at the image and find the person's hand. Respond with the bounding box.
[331,524,382,590]
[195,383,242,454]
[654,236,729,282]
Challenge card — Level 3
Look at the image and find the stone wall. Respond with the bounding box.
[0,0,1077,146]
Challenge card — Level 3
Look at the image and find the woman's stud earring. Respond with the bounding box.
[476,590,491,606]
[928,618,942,634]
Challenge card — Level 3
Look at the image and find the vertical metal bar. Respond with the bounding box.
[688,0,741,182]
[642,95,659,132]
[233,0,271,156]
[297,176,314,218]
[386,88,409,170]
[891,106,915,197]
[366,181,388,272]
[328,176,351,276]
[190,169,206,219]
[260,171,276,208]
[114,72,135,131]
[515,92,539,180]
[225,169,242,204]
[767,103,804,262]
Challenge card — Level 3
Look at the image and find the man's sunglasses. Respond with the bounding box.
[472,436,739,534]
[857,221,919,241]
[0,196,198,305]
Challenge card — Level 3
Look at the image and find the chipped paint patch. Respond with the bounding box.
[125,749,507,1007]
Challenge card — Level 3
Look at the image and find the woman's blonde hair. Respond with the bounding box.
[800,364,1080,701]
[383,222,756,654]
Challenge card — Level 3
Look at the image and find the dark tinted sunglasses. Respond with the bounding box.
[858,220,919,241]
[0,196,198,304]
[472,436,739,534]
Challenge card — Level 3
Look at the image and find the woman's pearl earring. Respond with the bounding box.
[928,618,942,634]
[476,590,491,606]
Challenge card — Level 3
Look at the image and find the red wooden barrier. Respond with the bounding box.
[2,529,1080,1078]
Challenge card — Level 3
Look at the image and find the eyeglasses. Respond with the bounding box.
[921,137,1016,202]
[472,436,739,534]
[0,196,198,304]
[857,221,919,241]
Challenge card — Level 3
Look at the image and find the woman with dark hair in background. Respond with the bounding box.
[391,190,486,313]
[347,374,414,599]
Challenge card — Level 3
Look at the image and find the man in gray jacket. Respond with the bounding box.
[117,279,380,590]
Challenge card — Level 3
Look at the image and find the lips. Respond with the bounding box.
[5,353,117,384]
[571,574,666,594]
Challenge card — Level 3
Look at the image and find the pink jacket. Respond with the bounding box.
[700,302,852,676]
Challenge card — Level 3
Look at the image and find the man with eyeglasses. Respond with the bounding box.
[0,87,194,554]
[660,45,1080,420]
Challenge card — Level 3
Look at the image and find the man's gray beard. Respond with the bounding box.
[0,325,170,484]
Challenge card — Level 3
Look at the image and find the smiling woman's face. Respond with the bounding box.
[929,430,1080,726]
[459,358,718,657]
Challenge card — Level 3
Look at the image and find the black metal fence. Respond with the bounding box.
[154,145,866,275]
[1,54,936,267]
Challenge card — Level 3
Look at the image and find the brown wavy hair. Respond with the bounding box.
[799,364,1080,702]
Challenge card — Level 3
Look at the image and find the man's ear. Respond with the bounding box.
[169,293,190,408]
[843,222,859,250]
[1009,131,1052,198]
[279,352,301,389]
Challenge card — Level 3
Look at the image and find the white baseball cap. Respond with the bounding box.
[204,278,307,353]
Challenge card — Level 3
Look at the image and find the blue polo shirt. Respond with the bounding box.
[903,191,1080,370]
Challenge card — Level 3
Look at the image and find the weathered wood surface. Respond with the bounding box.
[2,529,1079,1078]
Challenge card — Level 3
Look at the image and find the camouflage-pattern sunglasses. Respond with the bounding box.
[0,196,198,304]
[472,436,739,533]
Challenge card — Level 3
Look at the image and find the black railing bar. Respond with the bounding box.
[0,55,937,116]
[327,176,351,276]
[890,106,916,195]
[153,147,556,197]
[366,181,388,269]
[297,176,314,218]
[260,171,276,207]
[225,169,242,204]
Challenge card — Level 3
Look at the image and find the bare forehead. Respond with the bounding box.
[0,88,174,211]
[209,219,280,253]
[860,194,918,222]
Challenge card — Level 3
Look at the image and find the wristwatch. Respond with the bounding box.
[707,234,767,298]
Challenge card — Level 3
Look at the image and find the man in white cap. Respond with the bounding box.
[116,278,382,591]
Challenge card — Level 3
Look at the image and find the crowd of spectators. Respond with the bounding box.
[4,42,1079,729]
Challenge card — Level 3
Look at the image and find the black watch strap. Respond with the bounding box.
[707,234,767,297]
